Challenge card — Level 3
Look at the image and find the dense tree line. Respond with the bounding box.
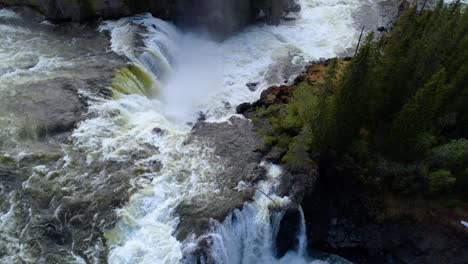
[262,0,468,200]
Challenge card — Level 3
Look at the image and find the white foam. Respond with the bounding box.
[198,162,345,264]
[461,221,468,228]
[0,8,19,19]
[75,0,367,263]
[445,0,468,4]
[201,0,362,121]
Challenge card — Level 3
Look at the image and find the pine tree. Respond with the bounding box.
[389,69,449,160]
[334,34,377,152]
[310,59,339,152]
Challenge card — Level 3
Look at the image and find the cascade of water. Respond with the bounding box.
[0,0,374,262]
[193,163,350,264]
[297,207,308,257]
[90,1,366,263]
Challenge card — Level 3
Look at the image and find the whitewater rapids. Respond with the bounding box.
[0,0,386,263]
[92,0,363,263]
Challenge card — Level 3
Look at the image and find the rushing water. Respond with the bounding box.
[93,1,362,263]
[1,0,377,263]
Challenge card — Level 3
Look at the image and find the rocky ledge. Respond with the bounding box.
[0,0,300,37]
[175,117,264,241]
[239,59,468,263]
[178,113,317,261]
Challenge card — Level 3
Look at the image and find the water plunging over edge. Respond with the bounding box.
[0,0,369,263]
[90,1,364,263]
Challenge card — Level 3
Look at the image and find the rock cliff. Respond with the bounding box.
[0,0,298,37]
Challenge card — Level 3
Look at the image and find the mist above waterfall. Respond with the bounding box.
[161,34,221,124]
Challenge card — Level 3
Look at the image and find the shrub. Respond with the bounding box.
[428,169,456,194]
[431,138,468,169]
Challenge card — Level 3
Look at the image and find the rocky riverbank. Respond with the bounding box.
[238,59,468,264]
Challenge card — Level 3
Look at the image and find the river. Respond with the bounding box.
[0,0,382,263]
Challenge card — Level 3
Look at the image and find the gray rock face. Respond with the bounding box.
[179,115,317,262]
[8,79,84,137]
[353,0,439,35]
[175,117,265,240]
[0,0,297,37]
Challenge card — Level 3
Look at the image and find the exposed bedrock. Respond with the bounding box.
[175,117,264,241]
[179,116,316,262]
[0,0,299,37]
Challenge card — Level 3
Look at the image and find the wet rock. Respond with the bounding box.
[246,82,259,91]
[236,102,253,115]
[8,64,122,140]
[277,168,317,205]
[175,117,264,240]
[9,79,84,137]
[197,111,207,121]
[238,60,340,116]
[179,0,297,38]
[190,117,262,166]
[183,234,218,264]
[260,85,296,105]
[131,144,160,160]
[276,208,303,258]
[223,101,232,109]
[290,4,301,13]
[320,219,468,264]
[377,26,386,32]
[149,159,163,172]
[152,127,165,135]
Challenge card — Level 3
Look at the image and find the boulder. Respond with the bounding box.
[246,82,259,91]
[175,117,265,240]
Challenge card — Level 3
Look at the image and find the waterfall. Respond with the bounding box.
[196,205,314,264]
[297,207,308,257]
[0,0,371,263]
[85,1,365,263]
[191,163,290,264]
[184,163,350,264]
